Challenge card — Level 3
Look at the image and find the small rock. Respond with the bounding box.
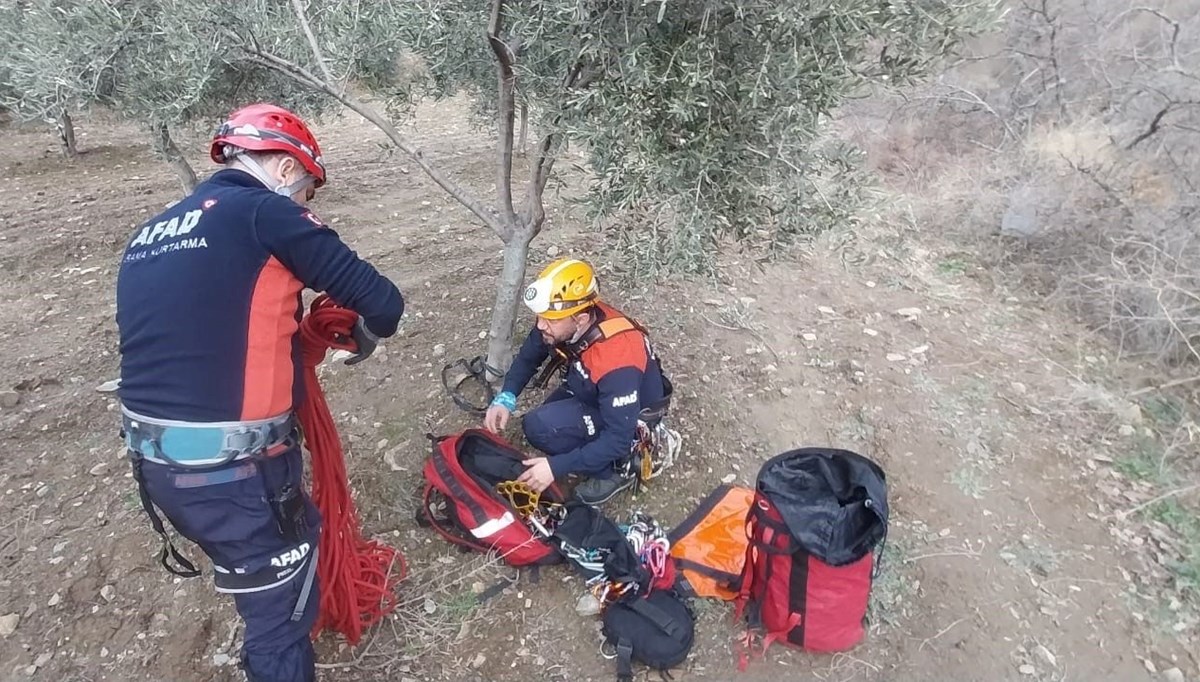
[35,485,49,498]
[383,449,405,472]
[524,598,532,609]
[47,593,61,607]
[780,387,793,397]
[1145,659,1158,674]
[472,653,487,669]
[88,462,109,476]
[423,598,436,614]
[762,364,777,373]
[471,581,486,595]
[547,245,561,257]
[95,379,121,393]
[801,333,817,342]
[910,344,930,354]
[212,654,232,666]
[100,585,115,602]
[432,344,445,358]
[0,613,18,637]
[863,328,879,337]
[477,331,488,340]
[575,593,601,617]
[738,297,756,307]
[1033,644,1056,667]
[886,353,906,362]
[817,306,836,315]
[1118,425,1136,437]
[33,653,51,667]
[1018,664,1036,675]
[721,473,737,484]
[1162,667,1185,682]
[1121,402,1145,425]
[703,299,723,306]
[100,647,109,658]
[376,439,389,451]
[894,307,923,318]
[0,391,19,408]
[1011,382,1027,394]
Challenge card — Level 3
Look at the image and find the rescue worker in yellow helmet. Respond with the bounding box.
[484,258,679,504]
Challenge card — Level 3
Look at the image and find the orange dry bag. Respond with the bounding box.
[668,484,754,601]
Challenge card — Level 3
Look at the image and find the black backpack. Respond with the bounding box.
[601,590,695,682]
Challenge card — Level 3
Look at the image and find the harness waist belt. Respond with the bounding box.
[122,407,296,466]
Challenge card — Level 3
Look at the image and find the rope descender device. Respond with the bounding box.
[495,480,564,537]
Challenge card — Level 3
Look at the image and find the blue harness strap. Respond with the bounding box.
[122,408,296,466]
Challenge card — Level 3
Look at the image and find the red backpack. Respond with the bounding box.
[735,448,887,663]
[418,429,563,567]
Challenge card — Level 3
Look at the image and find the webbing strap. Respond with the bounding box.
[629,597,681,639]
[616,638,634,682]
[291,545,319,621]
[130,456,200,578]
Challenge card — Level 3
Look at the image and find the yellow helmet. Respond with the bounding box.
[523,258,598,320]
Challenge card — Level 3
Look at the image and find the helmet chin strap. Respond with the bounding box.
[230,151,313,198]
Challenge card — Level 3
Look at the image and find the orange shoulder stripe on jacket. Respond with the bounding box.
[241,256,302,419]
[582,329,649,381]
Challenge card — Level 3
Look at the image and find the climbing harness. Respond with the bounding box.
[298,295,407,644]
[122,408,296,467]
[441,355,500,414]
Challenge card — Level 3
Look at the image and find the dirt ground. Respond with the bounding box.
[0,99,1197,682]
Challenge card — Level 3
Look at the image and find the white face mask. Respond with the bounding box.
[234,153,313,201]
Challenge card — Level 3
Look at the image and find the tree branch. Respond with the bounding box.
[289,0,338,87]
[487,0,518,232]
[1126,103,1172,150]
[521,131,557,235]
[230,33,510,241]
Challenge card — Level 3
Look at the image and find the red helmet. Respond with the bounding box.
[210,103,327,187]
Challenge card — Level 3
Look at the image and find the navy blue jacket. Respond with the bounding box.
[503,302,665,476]
[116,170,403,422]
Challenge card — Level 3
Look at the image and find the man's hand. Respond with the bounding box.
[485,390,517,433]
[518,457,555,493]
[345,317,378,366]
[484,404,510,433]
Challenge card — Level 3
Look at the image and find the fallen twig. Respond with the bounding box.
[1129,375,1200,397]
[699,313,781,361]
[919,617,966,651]
[903,550,982,563]
[1111,483,1200,520]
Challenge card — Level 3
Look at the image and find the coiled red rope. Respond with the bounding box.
[297,294,406,645]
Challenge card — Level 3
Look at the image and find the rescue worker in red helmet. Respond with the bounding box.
[116,103,404,682]
[485,258,681,504]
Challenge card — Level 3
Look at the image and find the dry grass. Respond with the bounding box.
[316,552,511,679]
[845,1,1200,377]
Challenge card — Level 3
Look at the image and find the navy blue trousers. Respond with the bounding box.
[138,447,321,682]
[521,386,618,479]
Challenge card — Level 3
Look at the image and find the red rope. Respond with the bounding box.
[297,295,406,645]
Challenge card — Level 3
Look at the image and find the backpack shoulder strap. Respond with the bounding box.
[628,597,683,640]
[418,485,492,554]
[616,638,634,682]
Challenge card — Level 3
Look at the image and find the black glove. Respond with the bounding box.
[345,317,379,366]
